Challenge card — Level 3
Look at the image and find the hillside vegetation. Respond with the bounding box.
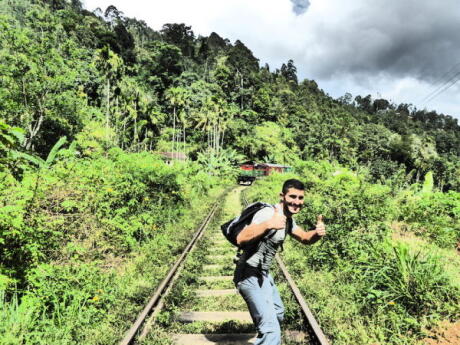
[245,167,459,345]
[1,0,459,188]
[0,1,459,344]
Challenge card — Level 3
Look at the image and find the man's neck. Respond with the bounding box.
[278,202,293,218]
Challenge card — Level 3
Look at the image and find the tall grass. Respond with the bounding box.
[0,290,36,344]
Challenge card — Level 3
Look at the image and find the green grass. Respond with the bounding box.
[187,294,247,312]
[196,278,235,290]
[0,175,229,344]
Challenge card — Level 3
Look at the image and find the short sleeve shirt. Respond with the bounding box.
[243,205,297,271]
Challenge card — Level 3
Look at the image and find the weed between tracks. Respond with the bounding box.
[196,278,235,290]
[153,189,243,333]
[187,295,247,312]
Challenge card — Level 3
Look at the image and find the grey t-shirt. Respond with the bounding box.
[241,205,297,272]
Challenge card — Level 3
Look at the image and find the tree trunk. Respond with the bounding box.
[106,78,110,142]
[122,120,126,150]
[172,107,176,160]
[183,125,186,160]
[25,112,44,150]
[134,116,137,151]
[212,124,217,151]
[24,94,46,150]
[221,127,226,149]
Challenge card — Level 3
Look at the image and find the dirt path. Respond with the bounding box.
[422,321,460,345]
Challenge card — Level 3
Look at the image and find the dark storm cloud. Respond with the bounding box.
[310,0,460,84]
[290,0,310,15]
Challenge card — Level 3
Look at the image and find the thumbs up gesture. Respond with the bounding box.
[315,215,326,237]
[269,211,286,230]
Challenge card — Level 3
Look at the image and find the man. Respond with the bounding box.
[234,178,326,345]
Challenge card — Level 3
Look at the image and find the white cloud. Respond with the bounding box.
[82,0,460,119]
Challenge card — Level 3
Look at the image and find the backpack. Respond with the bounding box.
[220,202,275,248]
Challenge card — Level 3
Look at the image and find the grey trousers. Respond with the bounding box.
[237,273,285,345]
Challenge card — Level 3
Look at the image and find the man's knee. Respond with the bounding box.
[276,311,284,324]
[259,319,281,335]
[257,328,281,345]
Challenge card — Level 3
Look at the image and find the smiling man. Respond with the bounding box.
[234,178,326,345]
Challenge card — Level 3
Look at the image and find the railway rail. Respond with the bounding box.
[119,186,331,345]
[119,199,221,345]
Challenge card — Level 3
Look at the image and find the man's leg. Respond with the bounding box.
[237,275,281,345]
[268,274,284,324]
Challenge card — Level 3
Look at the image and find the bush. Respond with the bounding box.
[287,166,393,268]
[397,190,460,248]
[355,241,459,318]
[0,148,226,344]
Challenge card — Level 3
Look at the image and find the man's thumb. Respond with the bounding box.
[316,214,324,224]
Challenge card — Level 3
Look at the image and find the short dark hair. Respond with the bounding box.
[282,179,305,194]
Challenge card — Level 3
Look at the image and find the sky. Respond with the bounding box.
[82,0,460,119]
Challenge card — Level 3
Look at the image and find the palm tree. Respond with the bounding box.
[165,87,188,159]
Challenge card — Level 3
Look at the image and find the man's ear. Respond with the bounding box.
[279,192,284,201]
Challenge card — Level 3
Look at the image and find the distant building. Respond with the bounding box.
[237,161,292,184]
[257,163,292,175]
[159,152,187,165]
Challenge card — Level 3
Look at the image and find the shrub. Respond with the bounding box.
[397,190,460,248]
[0,148,226,344]
[352,241,460,338]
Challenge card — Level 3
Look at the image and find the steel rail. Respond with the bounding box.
[242,189,331,345]
[137,200,216,341]
[119,200,220,345]
[275,255,330,345]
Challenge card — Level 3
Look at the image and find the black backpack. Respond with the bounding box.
[221,202,275,248]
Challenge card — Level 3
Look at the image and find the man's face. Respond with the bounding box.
[281,187,305,215]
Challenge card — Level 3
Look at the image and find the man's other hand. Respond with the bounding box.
[315,214,326,236]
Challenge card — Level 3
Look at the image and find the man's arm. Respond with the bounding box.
[236,221,272,246]
[236,208,286,246]
[290,215,326,245]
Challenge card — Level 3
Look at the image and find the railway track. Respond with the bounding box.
[119,186,330,345]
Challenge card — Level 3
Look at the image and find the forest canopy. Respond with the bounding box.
[0,0,459,189]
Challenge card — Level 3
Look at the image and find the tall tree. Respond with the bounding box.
[280,59,298,85]
[0,8,93,154]
[160,23,195,58]
[94,46,124,142]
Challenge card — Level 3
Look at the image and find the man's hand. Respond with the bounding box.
[267,211,286,230]
[315,215,326,236]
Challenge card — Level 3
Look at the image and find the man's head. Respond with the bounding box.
[280,179,305,215]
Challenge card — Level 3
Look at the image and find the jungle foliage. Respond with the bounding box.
[0,1,459,344]
[245,169,460,345]
[0,143,227,343]
[0,0,459,189]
